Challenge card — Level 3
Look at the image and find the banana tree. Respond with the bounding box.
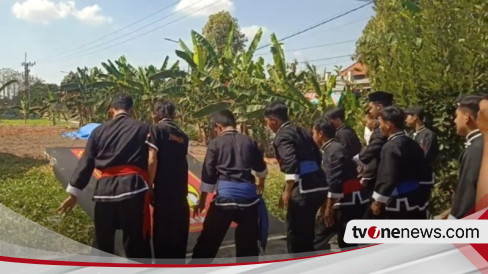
[0,80,18,121]
[98,56,185,123]
[60,66,107,126]
[176,28,272,142]
[10,97,42,124]
[265,33,319,126]
[39,88,69,126]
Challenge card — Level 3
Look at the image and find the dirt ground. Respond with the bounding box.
[0,125,209,161]
[0,125,277,165]
[0,125,88,159]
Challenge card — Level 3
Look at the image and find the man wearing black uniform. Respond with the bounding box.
[445,94,484,219]
[353,91,392,218]
[312,118,369,249]
[264,101,327,254]
[146,100,189,259]
[57,94,151,259]
[371,106,432,219]
[405,106,439,218]
[192,109,268,262]
[325,107,362,160]
[405,106,439,164]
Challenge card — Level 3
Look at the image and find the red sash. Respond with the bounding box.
[100,165,152,240]
[343,179,362,197]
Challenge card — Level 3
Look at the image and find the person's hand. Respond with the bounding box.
[279,189,292,209]
[324,206,335,227]
[193,201,206,218]
[256,181,265,195]
[56,195,77,214]
[477,99,488,135]
[317,206,325,221]
[371,201,383,216]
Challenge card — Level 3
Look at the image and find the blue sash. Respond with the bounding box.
[299,161,319,176]
[391,180,420,197]
[216,180,269,251]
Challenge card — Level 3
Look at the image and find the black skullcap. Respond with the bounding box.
[368,91,393,105]
[404,106,424,116]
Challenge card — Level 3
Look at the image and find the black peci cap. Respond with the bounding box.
[404,106,424,116]
[368,91,393,105]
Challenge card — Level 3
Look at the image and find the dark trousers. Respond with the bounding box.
[153,198,190,259]
[419,184,433,218]
[315,204,367,250]
[192,202,259,262]
[94,193,151,259]
[287,188,325,254]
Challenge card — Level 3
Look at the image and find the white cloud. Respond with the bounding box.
[12,0,112,25]
[12,0,73,24]
[175,0,234,17]
[73,5,112,25]
[241,25,268,40]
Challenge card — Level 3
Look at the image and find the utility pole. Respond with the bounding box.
[164,37,189,73]
[21,52,35,106]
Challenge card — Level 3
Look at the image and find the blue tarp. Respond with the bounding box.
[62,123,101,140]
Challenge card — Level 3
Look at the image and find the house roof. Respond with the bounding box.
[340,62,367,77]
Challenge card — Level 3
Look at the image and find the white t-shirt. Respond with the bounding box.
[364,126,372,145]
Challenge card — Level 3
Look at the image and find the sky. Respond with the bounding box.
[0,0,375,84]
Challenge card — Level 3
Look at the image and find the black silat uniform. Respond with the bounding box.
[314,139,369,250]
[357,125,387,190]
[373,132,432,219]
[192,129,267,262]
[451,130,483,219]
[355,124,387,219]
[146,118,190,259]
[335,124,362,160]
[273,122,327,254]
[408,125,439,217]
[66,113,151,259]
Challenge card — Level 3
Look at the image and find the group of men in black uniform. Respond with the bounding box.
[57,90,485,261]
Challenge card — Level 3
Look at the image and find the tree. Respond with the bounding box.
[202,11,247,55]
[0,68,23,106]
[30,81,59,105]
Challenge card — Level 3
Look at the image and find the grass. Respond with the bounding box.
[0,118,74,127]
[0,153,94,246]
[263,167,287,221]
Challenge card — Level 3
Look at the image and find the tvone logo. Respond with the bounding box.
[368,226,380,239]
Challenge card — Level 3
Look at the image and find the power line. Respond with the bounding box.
[312,58,354,68]
[297,54,353,64]
[41,0,210,63]
[43,0,197,62]
[255,39,356,56]
[256,1,373,50]
[56,0,222,62]
[39,1,180,62]
[306,17,370,37]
